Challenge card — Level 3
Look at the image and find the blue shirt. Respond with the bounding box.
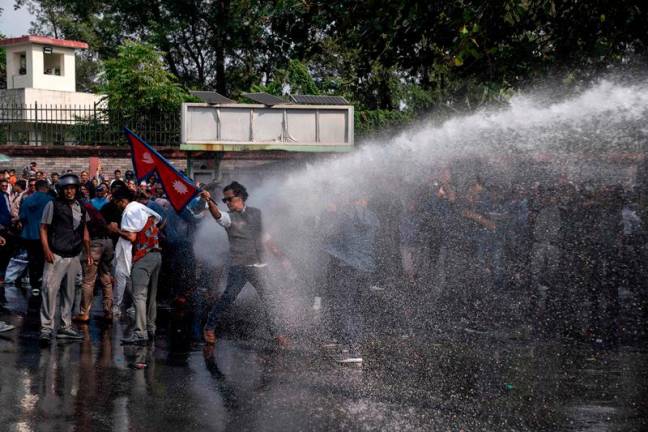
[19,192,53,240]
[90,196,109,210]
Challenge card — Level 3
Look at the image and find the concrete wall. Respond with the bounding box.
[5,43,77,92]
[21,88,103,107]
[5,44,33,89]
[0,156,188,178]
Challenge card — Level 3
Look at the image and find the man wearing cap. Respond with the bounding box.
[39,173,92,341]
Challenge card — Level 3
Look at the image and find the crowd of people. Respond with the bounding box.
[1,158,646,366]
[0,161,216,345]
[316,165,648,354]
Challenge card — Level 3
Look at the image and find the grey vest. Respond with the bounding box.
[226,207,265,266]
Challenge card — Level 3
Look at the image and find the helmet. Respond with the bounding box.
[56,173,80,191]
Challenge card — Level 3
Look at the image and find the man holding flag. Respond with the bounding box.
[199,182,289,347]
[124,129,289,347]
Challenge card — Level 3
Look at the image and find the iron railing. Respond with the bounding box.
[0,102,181,147]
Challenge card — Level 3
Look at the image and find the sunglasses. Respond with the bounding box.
[222,196,239,203]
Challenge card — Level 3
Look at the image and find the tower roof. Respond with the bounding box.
[0,35,89,50]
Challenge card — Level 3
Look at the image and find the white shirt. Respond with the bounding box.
[114,202,161,276]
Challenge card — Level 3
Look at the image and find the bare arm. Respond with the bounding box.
[462,209,496,231]
[40,223,54,263]
[200,191,223,220]
[107,222,137,242]
[82,224,94,265]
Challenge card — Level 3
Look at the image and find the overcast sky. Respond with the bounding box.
[0,0,35,37]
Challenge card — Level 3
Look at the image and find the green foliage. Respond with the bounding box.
[100,40,196,115]
[250,59,319,97]
[15,0,648,136]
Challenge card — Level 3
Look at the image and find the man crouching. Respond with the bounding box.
[111,188,162,345]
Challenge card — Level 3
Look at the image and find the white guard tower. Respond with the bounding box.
[0,35,101,105]
[0,35,104,145]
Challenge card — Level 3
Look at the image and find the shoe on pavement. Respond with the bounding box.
[337,348,363,365]
[0,321,15,333]
[31,288,40,296]
[39,331,52,342]
[56,327,84,340]
[121,334,148,345]
[203,328,216,345]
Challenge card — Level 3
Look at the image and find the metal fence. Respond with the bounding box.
[0,103,181,147]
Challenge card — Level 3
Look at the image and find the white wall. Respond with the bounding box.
[4,43,77,92]
[5,44,34,89]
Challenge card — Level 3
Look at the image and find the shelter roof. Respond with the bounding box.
[0,35,89,49]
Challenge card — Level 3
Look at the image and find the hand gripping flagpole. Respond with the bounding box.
[124,128,223,211]
[124,127,203,214]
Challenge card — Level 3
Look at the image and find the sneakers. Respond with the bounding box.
[56,327,84,340]
[121,334,148,345]
[337,348,363,365]
[0,321,15,333]
[112,305,122,318]
[39,331,52,343]
[126,307,135,319]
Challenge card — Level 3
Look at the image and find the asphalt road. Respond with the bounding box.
[0,285,647,432]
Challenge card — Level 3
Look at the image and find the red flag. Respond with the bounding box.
[124,128,199,213]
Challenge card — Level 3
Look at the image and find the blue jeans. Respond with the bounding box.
[205,265,277,336]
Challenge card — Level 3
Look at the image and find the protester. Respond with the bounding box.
[102,181,129,317]
[200,182,289,347]
[74,192,115,323]
[111,188,162,344]
[39,174,92,341]
[9,180,26,222]
[50,172,59,187]
[90,184,109,210]
[80,170,95,198]
[323,195,380,364]
[19,180,53,296]
[22,161,37,179]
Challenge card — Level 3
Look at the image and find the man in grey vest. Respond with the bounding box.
[200,182,287,347]
[39,174,92,342]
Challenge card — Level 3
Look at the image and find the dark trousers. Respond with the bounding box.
[205,265,277,336]
[328,259,368,348]
[24,239,45,290]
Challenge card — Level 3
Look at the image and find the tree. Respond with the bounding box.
[100,40,195,115]
[14,0,648,136]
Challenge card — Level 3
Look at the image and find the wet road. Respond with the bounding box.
[1,286,647,432]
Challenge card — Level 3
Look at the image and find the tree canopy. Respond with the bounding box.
[101,40,195,114]
[7,0,648,133]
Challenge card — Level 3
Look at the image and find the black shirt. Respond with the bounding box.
[101,201,124,246]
